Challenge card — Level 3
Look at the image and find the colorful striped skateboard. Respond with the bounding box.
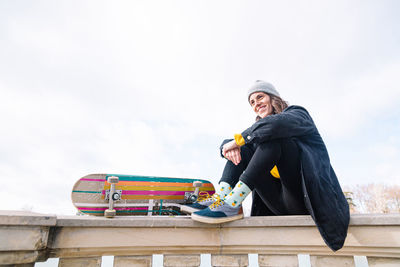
[72,174,215,217]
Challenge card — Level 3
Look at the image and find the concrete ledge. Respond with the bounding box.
[55,214,318,228]
[54,214,400,228]
[0,211,55,264]
[47,214,400,258]
[1,210,400,265]
[2,211,398,228]
[0,210,56,226]
[348,213,400,225]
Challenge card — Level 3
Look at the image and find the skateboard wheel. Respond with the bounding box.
[105,209,116,217]
[193,181,202,187]
[189,195,197,203]
[112,192,121,201]
[107,176,119,184]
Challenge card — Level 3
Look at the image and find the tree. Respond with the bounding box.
[343,184,400,214]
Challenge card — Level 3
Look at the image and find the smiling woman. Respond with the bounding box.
[248,83,288,119]
[249,92,274,118]
[182,80,350,252]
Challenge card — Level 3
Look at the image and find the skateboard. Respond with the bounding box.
[71,174,215,217]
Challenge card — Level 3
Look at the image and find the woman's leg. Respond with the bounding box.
[181,145,255,215]
[250,191,276,216]
[189,145,255,222]
[277,139,308,214]
[219,144,255,189]
[241,139,308,215]
[191,139,307,223]
[239,140,287,214]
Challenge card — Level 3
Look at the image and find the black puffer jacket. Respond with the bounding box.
[221,105,349,251]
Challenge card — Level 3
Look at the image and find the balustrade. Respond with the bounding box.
[1,211,399,266]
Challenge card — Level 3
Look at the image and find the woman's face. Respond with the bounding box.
[249,92,273,119]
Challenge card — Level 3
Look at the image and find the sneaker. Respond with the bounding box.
[180,192,220,214]
[191,198,243,224]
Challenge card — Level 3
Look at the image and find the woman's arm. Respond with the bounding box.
[219,139,233,157]
[241,105,317,144]
[219,139,242,165]
[222,140,241,165]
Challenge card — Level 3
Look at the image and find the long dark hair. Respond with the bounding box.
[269,94,289,114]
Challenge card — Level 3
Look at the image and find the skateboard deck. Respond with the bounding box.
[72,174,215,216]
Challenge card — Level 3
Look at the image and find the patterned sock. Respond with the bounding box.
[224,181,251,208]
[216,181,233,198]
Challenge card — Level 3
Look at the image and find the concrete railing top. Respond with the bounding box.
[1,210,400,265]
[1,210,399,228]
[0,210,57,226]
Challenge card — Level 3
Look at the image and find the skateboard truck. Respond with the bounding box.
[105,176,119,218]
[187,181,203,203]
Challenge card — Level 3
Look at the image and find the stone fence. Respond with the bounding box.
[0,210,399,266]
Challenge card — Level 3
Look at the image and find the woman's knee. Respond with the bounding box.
[258,140,281,155]
[239,144,255,161]
[248,140,282,171]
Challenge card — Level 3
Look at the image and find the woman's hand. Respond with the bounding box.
[223,140,241,165]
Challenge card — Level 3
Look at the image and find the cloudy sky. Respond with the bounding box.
[1,0,399,216]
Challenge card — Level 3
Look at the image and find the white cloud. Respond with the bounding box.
[312,63,400,138]
[368,137,400,185]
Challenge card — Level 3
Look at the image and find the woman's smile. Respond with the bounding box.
[249,92,273,118]
[257,105,267,112]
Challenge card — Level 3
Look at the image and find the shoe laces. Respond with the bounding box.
[197,192,220,203]
[209,198,224,209]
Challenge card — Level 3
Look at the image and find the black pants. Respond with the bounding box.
[220,139,308,216]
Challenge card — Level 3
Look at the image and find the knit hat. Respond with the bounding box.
[247,80,280,102]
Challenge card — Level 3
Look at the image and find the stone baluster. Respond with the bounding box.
[367,256,400,267]
[258,254,299,267]
[211,254,249,267]
[114,255,152,267]
[310,255,354,267]
[58,257,102,267]
[164,254,201,267]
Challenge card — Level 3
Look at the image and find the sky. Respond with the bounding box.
[0,0,399,216]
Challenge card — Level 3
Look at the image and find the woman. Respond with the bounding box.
[183,80,349,251]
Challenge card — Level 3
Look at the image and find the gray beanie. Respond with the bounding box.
[247,80,280,101]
